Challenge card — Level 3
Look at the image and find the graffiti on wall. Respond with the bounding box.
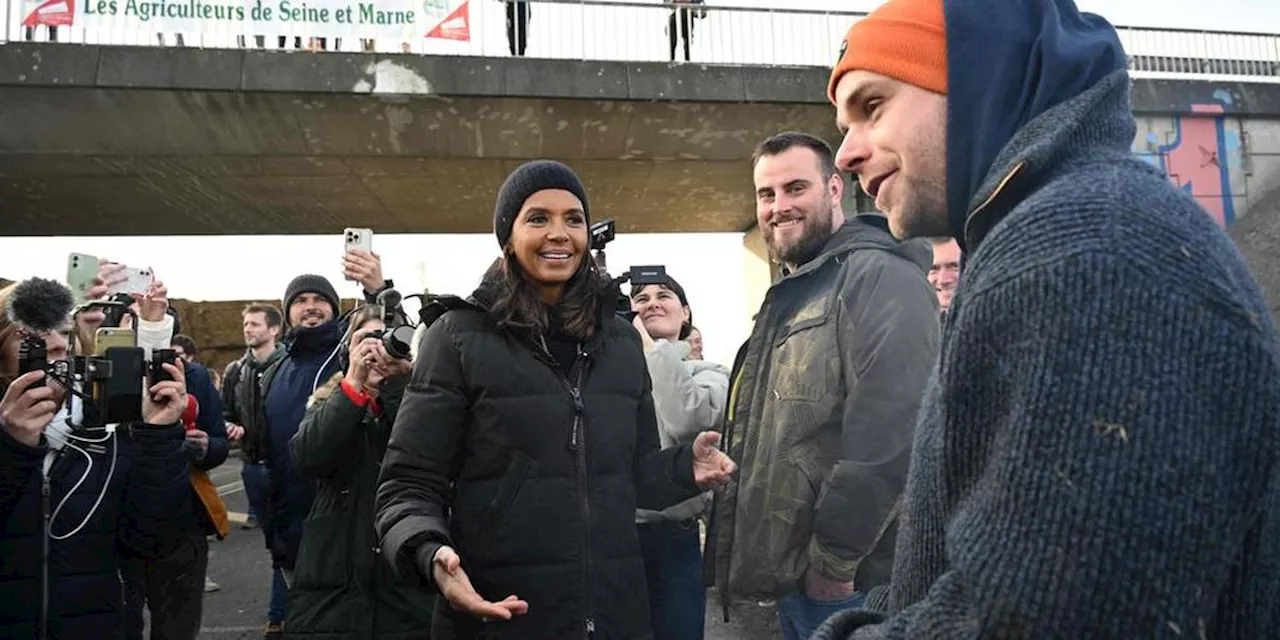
[1132,89,1244,228]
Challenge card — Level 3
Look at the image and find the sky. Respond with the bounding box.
[2,0,1275,366]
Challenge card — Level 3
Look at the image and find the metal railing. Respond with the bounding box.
[4,0,1278,83]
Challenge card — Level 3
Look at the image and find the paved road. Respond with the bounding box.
[195,458,782,639]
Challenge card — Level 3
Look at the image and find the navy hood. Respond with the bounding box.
[944,0,1126,249]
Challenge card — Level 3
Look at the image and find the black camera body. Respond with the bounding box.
[18,334,49,388]
[364,326,416,360]
[588,219,668,322]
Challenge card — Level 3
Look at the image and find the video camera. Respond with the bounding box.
[589,219,668,322]
[9,278,173,431]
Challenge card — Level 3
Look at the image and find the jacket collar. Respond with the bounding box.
[961,70,1137,252]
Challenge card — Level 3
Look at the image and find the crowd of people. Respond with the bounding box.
[3,0,1279,639]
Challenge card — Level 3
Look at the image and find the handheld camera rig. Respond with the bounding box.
[589,218,668,322]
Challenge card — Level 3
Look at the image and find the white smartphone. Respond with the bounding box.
[106,265,154,297]
[344,228,373,254]
[66,252,102,302]
[343,228,374,281]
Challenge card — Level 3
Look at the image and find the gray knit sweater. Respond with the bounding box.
[813,70,1280,640]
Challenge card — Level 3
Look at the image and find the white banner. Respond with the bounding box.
[20,0,470,39]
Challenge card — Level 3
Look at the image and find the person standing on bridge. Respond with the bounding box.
[505,0,532,57]
[814,0,1280,637]
[666,0,705,62]
[374,159,737,640]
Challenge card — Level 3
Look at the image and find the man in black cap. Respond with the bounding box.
[255,259,388,639]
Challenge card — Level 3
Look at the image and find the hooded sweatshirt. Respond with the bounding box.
[814,1,1280,638]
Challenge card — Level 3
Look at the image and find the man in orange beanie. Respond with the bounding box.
[813,0,1280,638]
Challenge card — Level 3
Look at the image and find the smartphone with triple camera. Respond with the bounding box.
[343,228,374,281]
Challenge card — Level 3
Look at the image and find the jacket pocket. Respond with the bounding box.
[474,452,534,548]
[292,506,353,589]
[772,311,836,402]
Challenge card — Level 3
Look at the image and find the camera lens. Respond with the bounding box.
[382,325,416,360]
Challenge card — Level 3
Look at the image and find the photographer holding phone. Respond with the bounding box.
[73,261,175,357]
[0,279,193,640]
[283,304,434,639]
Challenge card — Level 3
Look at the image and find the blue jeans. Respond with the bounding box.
[242,461,268,520]
[268,566,288,623]
[777,589,866,640]
[638,519,705,640]
[242,462,287,622]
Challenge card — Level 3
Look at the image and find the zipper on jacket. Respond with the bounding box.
[563,362,594,638]
[40,473,50,640]
[536,332,597,637]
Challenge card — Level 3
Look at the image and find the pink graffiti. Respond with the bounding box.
[1161,114,1228,227]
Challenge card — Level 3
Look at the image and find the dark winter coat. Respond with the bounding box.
[222,344,286,464]
[284,372,435,639]
[0,422,191,639]
[375,273,701,640]
[259,321,343,571]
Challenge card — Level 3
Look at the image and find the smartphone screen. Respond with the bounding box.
[102,346,144,425]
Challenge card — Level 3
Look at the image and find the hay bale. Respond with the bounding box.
[170,297,362,374]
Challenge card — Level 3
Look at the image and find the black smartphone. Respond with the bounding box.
[103,346,145,425]
[17,335,47,389]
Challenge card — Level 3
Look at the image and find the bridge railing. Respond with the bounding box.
[4,0,1278,84]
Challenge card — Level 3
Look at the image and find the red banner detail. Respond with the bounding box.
[426,1,469,41]
[23,0,75,26]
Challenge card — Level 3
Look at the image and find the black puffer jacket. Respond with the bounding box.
[284,372,435,639]
[0,422,191,639]
[375,278,701,640]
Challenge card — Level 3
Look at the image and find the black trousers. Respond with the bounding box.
[669,8,696,61]
[121,534,209,640]
[507,1,530,56]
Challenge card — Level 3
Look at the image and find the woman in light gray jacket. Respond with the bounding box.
[629,274,729,640]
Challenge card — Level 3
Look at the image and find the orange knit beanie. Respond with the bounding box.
[827,0,948,104]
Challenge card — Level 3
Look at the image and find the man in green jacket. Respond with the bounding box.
[709,131,940,640]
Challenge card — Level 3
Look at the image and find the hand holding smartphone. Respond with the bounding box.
[343,228,375,282]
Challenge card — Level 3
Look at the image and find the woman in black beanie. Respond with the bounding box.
[375,159,736,640]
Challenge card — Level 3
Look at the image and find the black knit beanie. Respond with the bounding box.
[493,160,590,249]
[282,274,339,323]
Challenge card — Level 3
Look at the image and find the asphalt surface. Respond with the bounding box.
[194,458,782,640]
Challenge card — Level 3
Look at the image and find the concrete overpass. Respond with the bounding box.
[2,43,1279,238]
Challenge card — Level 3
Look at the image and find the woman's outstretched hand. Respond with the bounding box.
[692,431,737,490]
[433,546,530,622]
